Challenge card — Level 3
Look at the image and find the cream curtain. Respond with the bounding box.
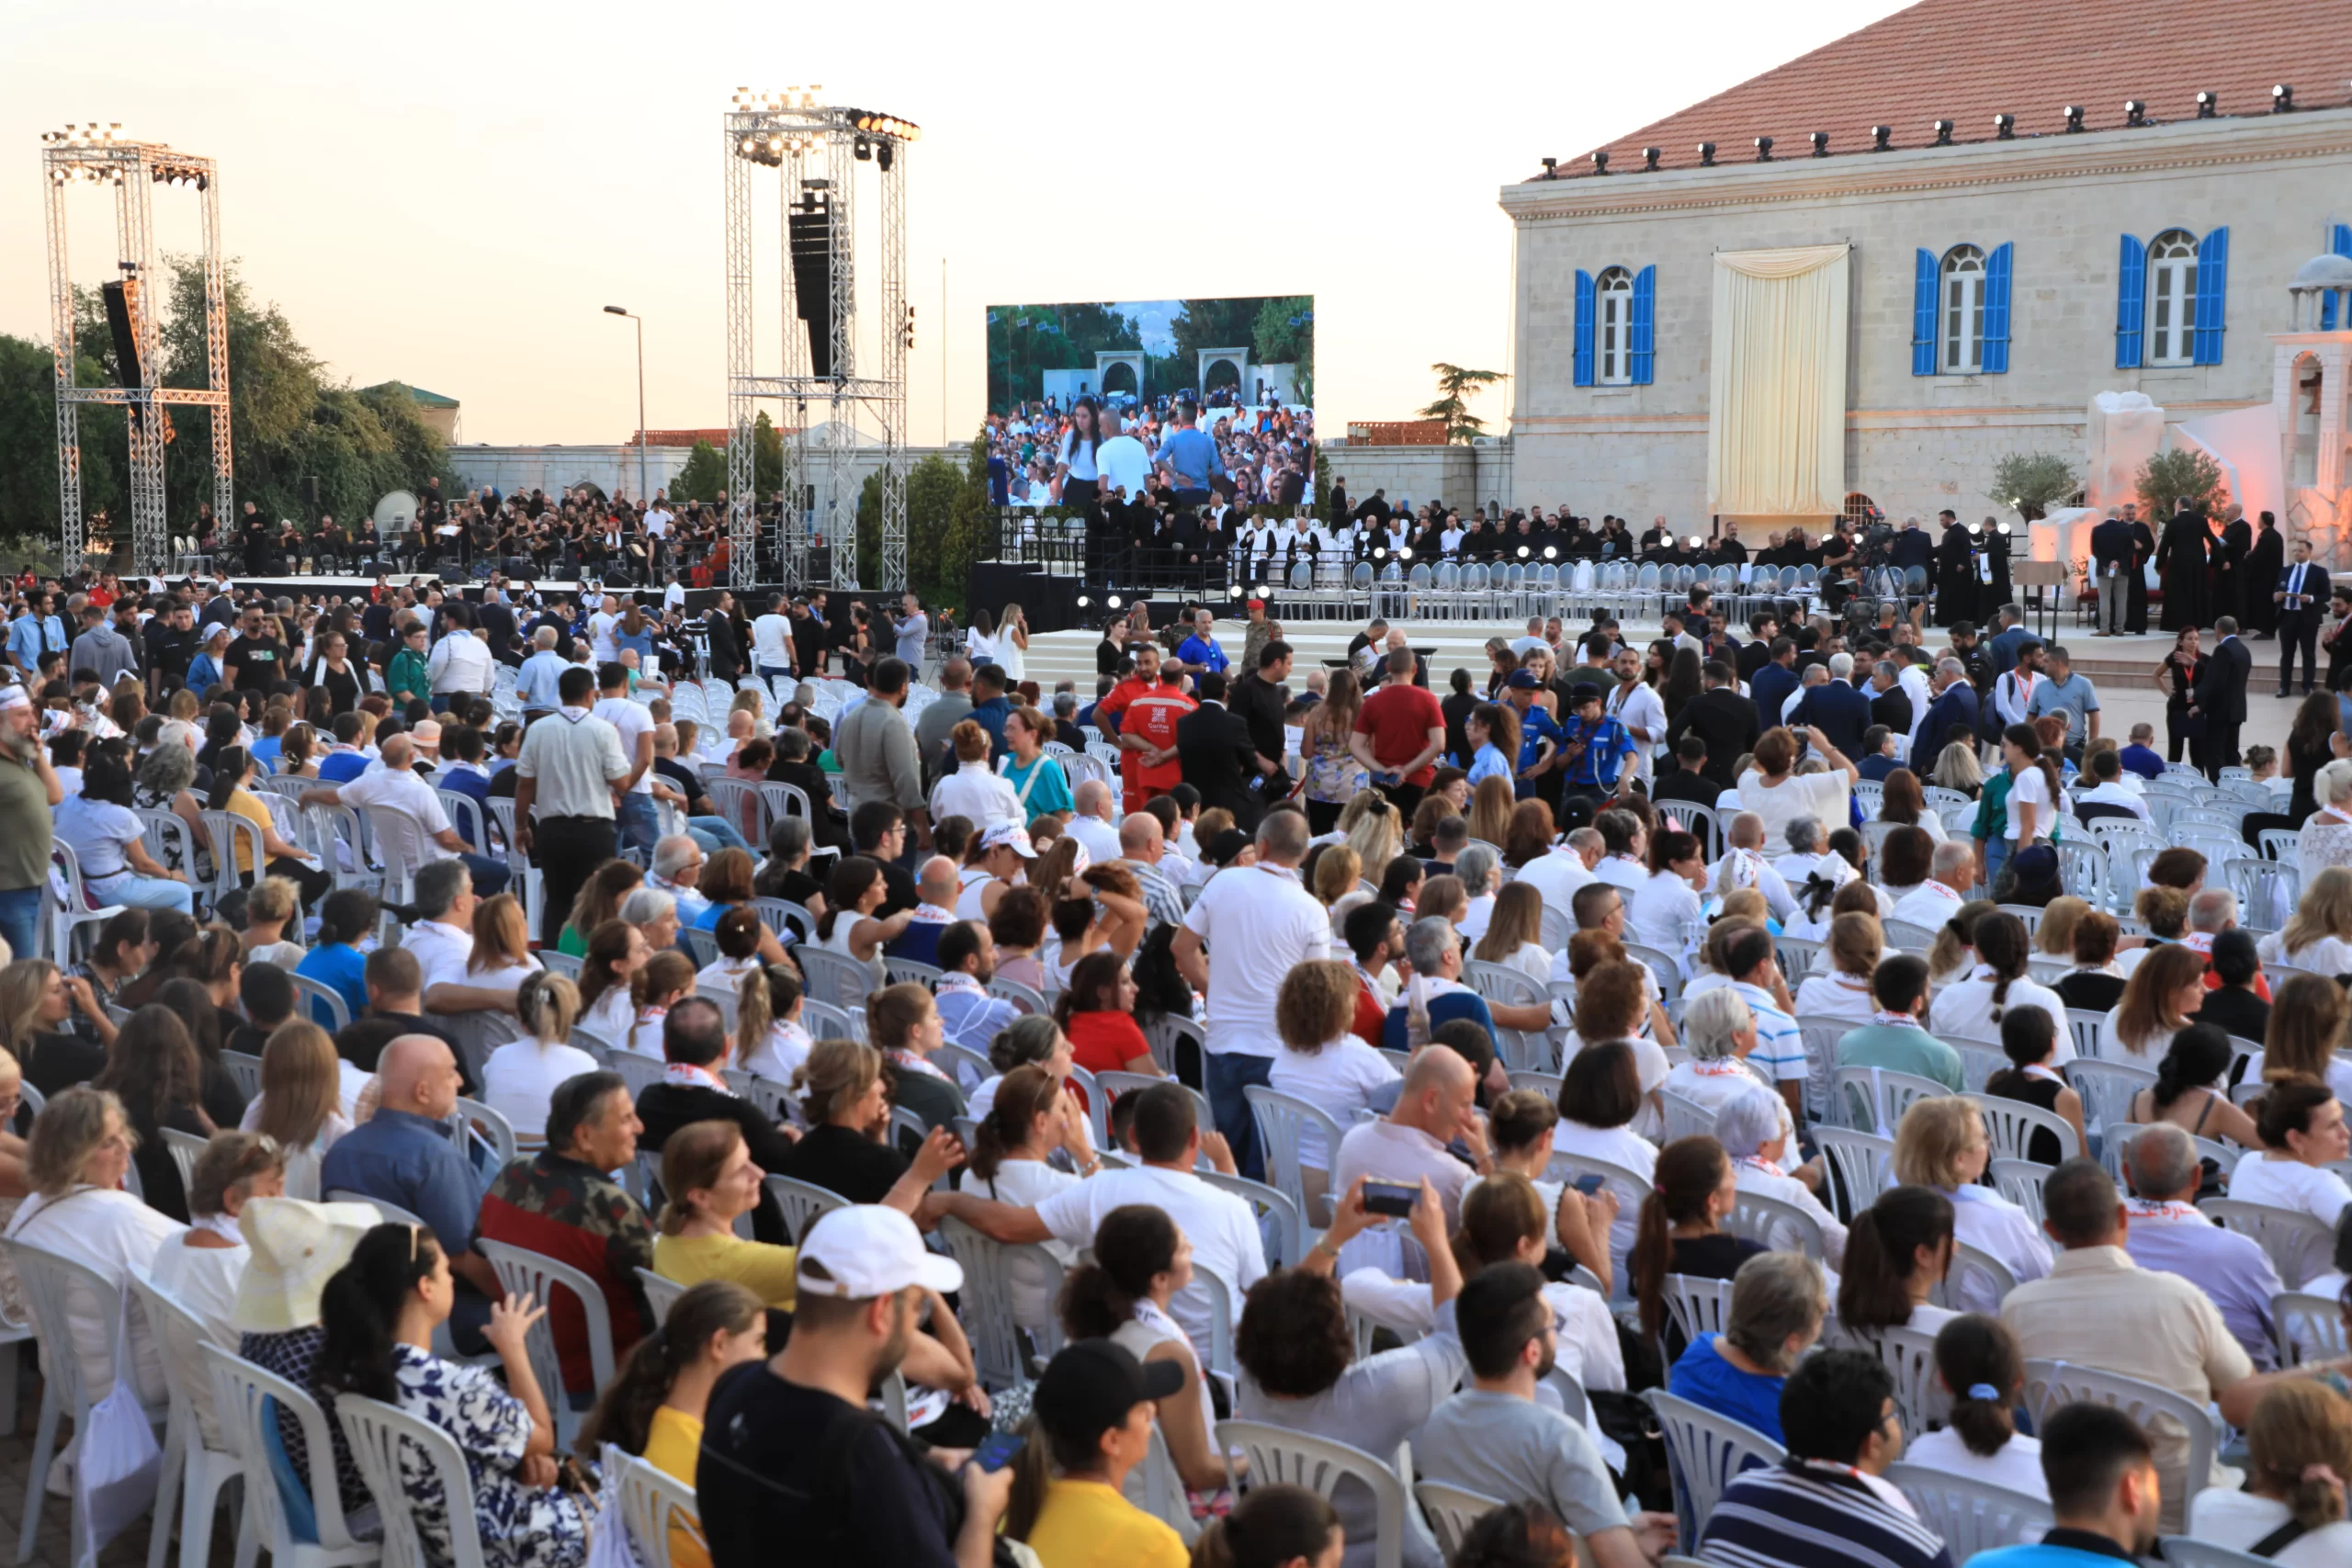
[1707,244,1850,518]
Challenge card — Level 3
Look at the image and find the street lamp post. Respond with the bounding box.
[603,306,648,502]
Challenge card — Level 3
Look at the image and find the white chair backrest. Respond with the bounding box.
[2022,1358,2220,1514]
[476,1238,616,1446]
[936,1217,1065,1389]
[1808,1127,1895,1223]
[637,1267,686,1328]
[334,1389,492,1568]
[1243,1085,1346,1229]
[202,1341,377,1555]
[451,1097,518,1168]
[1658,1273,1734,1351]
[1414,1481,1504,1561]
[1199,1169,1307,1271]
[1968,1091,2083,1162]
[1215,1421,1408,1568]
[1660,1089,1714,1145]
[794,946,872,1011]
[1723,1187,1826,1260]
[1884,1463,2053,1561]
[358,803,438,892]
[1645,1388,1786,1543]
[288,971,353,1032]
[617,1450,706,1568]
[160,1125,209,1197]
[2200,1199,2336,1291]
[764,1174,849,1246]
[1833,1065,1947,1136]
[0,1235,128,1419]
[324,1187,424,1227]
[1847,1321,1950,1438]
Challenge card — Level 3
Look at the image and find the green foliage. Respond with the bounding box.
[1419,363,1507,445]
[985,303,1143,409]
[2137,447,2227,520]
[1989,451,2080,523]
[1314,447,1335,525]
[673,440,727,504]
[752,412,784,498]
[935,437,995,615]
[899,449,968,608]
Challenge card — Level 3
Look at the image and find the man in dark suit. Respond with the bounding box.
[1664,661,1761,791]
[704,589,746,682]
[2273,537,2325,698]
[1747,637,1800,729]
[2189,616,2252,780]
[1790,658,1873,760]
[2217,509,2254,626]
[1866,660,1914,738]
[1735,614,1779,683]
[1918,660,1981,759]
[2156,501,2211,632]
[2088,511,2137,637]
[1227,639,1293,788]
[1176,671,1263,830]
[2122,503,2155,633]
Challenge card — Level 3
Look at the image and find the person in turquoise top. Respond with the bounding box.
[999,705,1074,819]
[1833,953,1964,1093]
[1464,702,1520,791]
[1969,1402,2161,1567]
[385,621,431,709]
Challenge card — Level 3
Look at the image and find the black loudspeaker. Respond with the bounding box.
[786,191,835,378]
[304,476,321,509]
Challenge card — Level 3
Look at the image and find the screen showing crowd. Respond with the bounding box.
[981,295,1315,510]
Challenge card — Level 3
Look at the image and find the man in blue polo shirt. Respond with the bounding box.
[1176,608,1229,675]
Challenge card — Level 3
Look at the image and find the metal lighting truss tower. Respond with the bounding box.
[723,88,914,592]
[41,123,232,576]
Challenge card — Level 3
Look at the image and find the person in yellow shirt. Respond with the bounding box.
[578,1278,767,1568]
[1004,1338,1192,1568]
[650,1120,797,1308]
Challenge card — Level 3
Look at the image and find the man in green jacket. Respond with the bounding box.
[386,621,431,711]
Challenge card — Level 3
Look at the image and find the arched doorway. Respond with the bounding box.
[1204,357,1241,393]
[1102,361,1137,397]
[2295,353,2324,490]
[1842,491,1878,529]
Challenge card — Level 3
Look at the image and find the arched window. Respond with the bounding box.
[1596,267,1634,385]
[2148,230,2199,367]
[1842,492,1878,529]
[1940,246,1986,373]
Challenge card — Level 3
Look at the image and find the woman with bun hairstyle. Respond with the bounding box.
[1902,1314,2046,1500]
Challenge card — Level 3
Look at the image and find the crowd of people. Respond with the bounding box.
[6,549,2352,1568]
[985,396,1315,513]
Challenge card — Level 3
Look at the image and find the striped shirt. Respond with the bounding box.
[1730,981,1808,1084]
[1700,1461,1954,1568]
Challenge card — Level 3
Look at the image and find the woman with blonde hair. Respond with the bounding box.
[2101,941,2211,1058]
[778,1039,958,1208]
[1309,844,1361,909]
[2260,864,2352,976]
[1342,794,1402,878]
[734,964,812,1087]
[2030,896,2090,959]
[0,957,112,1100]
[2187,1381,2352,1560]
[1927,899,1996,987]
[2115,886,2192,977]
[930,719,1023,831]
[1467,774,1515,851]
[1933,740,1984,798]
[1793,909,1883,1026]
[1893,1096,2052,1309]
[1473,881,1551,985]
[2244,972,2352,1103]
[1299,668,1369,836]
[464,891,542,995]
[241,1021,352,1198]
[2298,757,2352,884]
[483,974,602,1143]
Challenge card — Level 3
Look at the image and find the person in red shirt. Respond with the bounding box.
[1350,645,1449,820]
[1340,899,1406,1048]
[1057,951,1159,1075]
[1121,662,1196,814]
[1092,639,1162,811]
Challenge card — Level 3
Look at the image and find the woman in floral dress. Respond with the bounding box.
[317,1224,587,1568]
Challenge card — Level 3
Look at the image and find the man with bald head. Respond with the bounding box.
[2121,1122,2285,1369]
[319,1032,504,1333]
[300,731,511,895]
[1333,1040,1484,1225]
[1065,776,1122,865]
[886,853,961,967]
[1115,811,1185,930]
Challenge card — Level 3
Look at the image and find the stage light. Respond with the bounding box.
[2124,99,2147,126]
[1993,113,2015,139]
[1227,584,1243,599]
[1540,157,1558,179]
[2063,105,2085,131]
[1697,141,1715,166]
[1518,545,1531,558]
[876,141,894,171]
[1372,547,1386,560]
[1754,136,1774,161]
[1967,521,1983,535]
[1871,124,1893,151]
[1809,131,1829,157]
[1591,152,1610,175]
[853,136,872,162]
[1931,119,1953,145]
[1643,147,1660,171]
[1996,521,2013,535]
[1687,536,1703,548]
[1255,583,1270,596]
[2196,91,2218,118]
[2274,84,2295,112]
[1075,595,1091,608]
[1106,595,1122,609]
[1398,547,1414,561]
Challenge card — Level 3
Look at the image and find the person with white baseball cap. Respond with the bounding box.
[697,1204,1015,1568]
[956,822,1035,922]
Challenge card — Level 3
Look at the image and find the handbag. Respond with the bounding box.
[74,1286,162,1565]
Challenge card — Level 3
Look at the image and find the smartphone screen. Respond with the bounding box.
[1363,1180,1419,1218]
[969,1432,1026,1472]
[1571,1173,1607,1196]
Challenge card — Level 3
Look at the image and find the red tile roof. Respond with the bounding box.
[1544,0,2352,180]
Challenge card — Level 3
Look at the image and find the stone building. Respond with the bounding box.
[1500,0,2352,544]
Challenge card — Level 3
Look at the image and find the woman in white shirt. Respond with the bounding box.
[2245,973,2352,1107]
[1832,1184,1960,1341]
[6,1087,183,1407]
[1269,963,1404,1217]
[481,975,603,1143]
[1628,828,1707,968]
[817,855,916,992]
[2296,758,2352,887]
[1792,910,1883,1027]
[1736,725,1858,857]
[460,892,542,1002]
[966,1064,1100,1329]
[1891,1096,2052,1313]
[735,964,815,1089]
[930,720,1023,832]
[2228,1077,2352,1228]
[1904,1316,2047,1500]
[1453,843,1501,945]
[238,1021,357,1198]
[1992,724,2061,890]
[963,608,999,669]
[1554,1040,1659,1278]
[1469,883,1552,987]
[150,1131,285,1348]
[2187,1382,2352,1566]
[577,920,649,1050]
[1928,910,2072,1061]
[2099,942,2209,1062]
[2258,865,2352,979]
[1661,987,1798,1160]
[1713,1085,1846,1267]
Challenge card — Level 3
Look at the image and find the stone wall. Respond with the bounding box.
[1501,107,2352,531]
[1320,440,1515,513]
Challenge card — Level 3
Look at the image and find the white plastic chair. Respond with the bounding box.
[637,1267,686,1328]
[1834,1065,1948,1136]
[936,1217,1065,1390]
[1809,1126,1895,1223]
[449,1098,517,1170]
[334,1391,490,1568]
[127,1275,242,1568]
[2022,1358,2222,1515]
[1660,1089,1714,1145]
[764,1174,849,1245]
[1658,1273,1735,1352]
[160,1125,209,1198]
[1885,1463,2053,1560]
[616,1450,705,1568]
[2273,1290,2351,1366]
[1846,1322,1950,1438]
[475,1238,618,1448]
[1723,1187,1826,1261]
[2199,1199,2336,1291]
[1216,1421,1409,1568]
[1645,1388,1786,1543]
[1414,1481,1503,1560]
[794,945,874,1011]
[1968,1091,2082,1163]
[1244,1084,1344,1230]
[201,1343,381,1568]
[288,972,353,1032]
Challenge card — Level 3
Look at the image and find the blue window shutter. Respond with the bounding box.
[1573,270,1595,388]
[1911,249,1937,375]
[1630,265,1656,385]
[2192,226,2228,365]
[2324,222,2352,332]
[2116,233,2146,369]
[1982,243,2014,374]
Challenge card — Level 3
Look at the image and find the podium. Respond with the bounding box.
[2012,561,2070,642]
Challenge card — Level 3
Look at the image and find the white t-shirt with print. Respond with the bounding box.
[1269,1038,1404,1168]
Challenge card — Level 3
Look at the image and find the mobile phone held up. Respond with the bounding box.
[969,1431,1026,1472]
[1570,1173,1607,1196]
[1362,1179,1419,1218]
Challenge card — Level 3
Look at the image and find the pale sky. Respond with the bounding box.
[3,0,1910,451]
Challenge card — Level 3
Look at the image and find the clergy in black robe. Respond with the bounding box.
[2126,514,2156,633]
[1935,520,1977,626]
[2245,512,2285,636]
[1979,523,2013,613]
[2214,511,2252,627]
[2155,504,2211,631]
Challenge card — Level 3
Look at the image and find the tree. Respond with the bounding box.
[936,437,995,615]
[752,412,784,498]
[1419,363,1507,445]
[673,440,726,503]
[1989,451,2080,523]
[2137,447,2227,520]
